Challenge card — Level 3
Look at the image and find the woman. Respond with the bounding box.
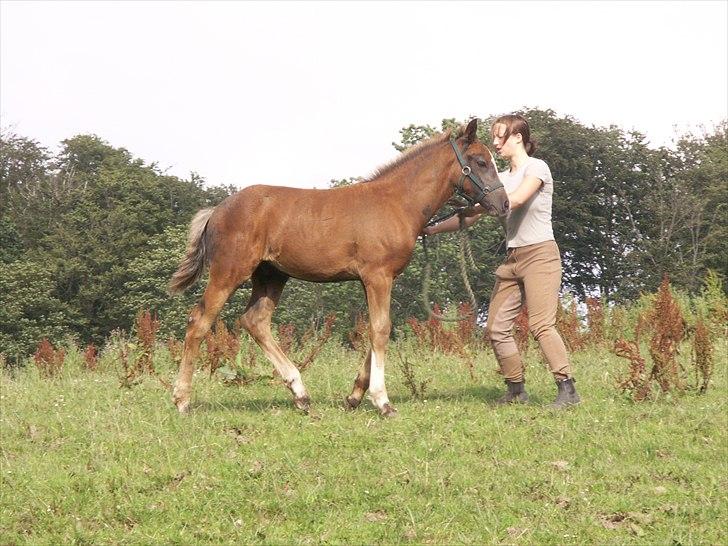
[423,114,580,408]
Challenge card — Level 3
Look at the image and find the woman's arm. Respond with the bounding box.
[424,168,544,235]
[508,175,543,209]
[423,205,484,235]
[429,172,545,235]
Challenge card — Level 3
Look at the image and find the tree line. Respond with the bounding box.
[1,108,726,358]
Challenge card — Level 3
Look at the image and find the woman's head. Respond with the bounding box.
[491,114,537,159]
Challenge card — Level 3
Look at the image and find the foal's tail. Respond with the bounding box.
[169,207,215,294]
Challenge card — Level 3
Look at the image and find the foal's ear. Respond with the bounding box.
[464,118,479,144]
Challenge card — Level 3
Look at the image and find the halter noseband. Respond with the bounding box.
[449,139,503,206]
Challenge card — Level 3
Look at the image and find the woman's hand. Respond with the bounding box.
[459,205,483,217]
[422,203,492,236]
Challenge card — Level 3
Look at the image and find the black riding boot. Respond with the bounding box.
[552,377,580,408]
[496,380,529,405]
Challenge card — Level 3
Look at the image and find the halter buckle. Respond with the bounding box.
[461,166,471,176]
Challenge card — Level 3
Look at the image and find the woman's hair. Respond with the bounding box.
[492,114,538,155]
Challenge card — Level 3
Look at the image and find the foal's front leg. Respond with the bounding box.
[360,276,397,417]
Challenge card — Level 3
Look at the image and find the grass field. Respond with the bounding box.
[1,339,726,545]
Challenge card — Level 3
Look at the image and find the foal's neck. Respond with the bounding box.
[382,142,455,234]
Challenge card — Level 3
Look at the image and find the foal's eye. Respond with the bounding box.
[476,159,487,167]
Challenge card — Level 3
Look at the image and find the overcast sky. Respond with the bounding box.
[2,1,726,189]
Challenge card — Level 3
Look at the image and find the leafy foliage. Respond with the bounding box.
[0,260,79,358]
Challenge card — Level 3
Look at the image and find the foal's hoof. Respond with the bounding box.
[345,395,362,410]
[172,389,191,414]
[380,404,398,418]
[294,395,311,413]
[174,398,191,414]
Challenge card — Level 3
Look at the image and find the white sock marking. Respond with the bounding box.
[264,348,306,398]
[368,350,389,408]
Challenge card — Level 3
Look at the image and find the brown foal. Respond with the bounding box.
[169,119,509,417]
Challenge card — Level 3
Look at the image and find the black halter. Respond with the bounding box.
[449,139,503,206]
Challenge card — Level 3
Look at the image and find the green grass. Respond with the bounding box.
[1,340,726,545]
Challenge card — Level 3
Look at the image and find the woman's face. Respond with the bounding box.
[491,123,522,159]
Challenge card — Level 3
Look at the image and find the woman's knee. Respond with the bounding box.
[485,323,511,343]
[529,320,556,341]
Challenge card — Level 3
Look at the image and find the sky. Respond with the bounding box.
[1,0,726,190]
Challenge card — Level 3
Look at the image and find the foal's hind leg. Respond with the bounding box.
[346,349,371,409]
[173,267,248,413]
[239,268,310,412]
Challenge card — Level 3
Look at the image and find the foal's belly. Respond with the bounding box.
[265,239,362,282]
[265,235,414,283]
[275,264,360,283]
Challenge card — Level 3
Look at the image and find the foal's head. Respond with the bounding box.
[450,119,509,217]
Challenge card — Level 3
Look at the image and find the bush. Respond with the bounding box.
[0,260,79,358]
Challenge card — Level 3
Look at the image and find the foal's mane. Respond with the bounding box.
[362,124,466,184]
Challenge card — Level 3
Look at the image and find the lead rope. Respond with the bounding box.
[421,213,478,323]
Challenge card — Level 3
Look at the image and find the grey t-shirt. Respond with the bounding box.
[499,157,555,248]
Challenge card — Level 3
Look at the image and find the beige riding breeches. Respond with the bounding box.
[485,240,571,382]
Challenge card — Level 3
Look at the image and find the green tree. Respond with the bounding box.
[1,132,237,349]
[0,217,23,263]
[392,124,437,152]
[699,122,728,286]
[0,131,51,217]
[663,123,728,291]
[0,131,57,247]
[0,259,80,359]
[40,135,236,340]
